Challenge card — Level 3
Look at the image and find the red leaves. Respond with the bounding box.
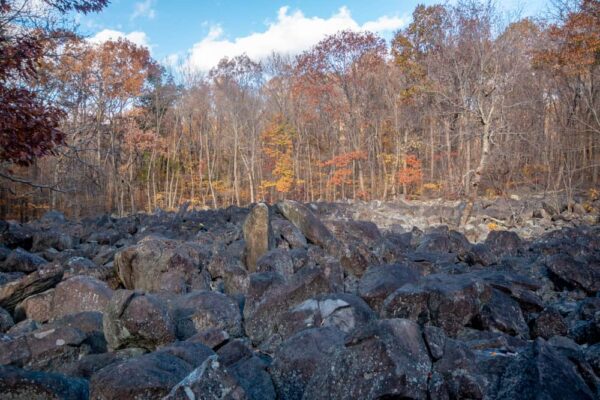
[0,87,64,166]
[0,0,108,167]
[321,151,366,168]
[397,155,423,186]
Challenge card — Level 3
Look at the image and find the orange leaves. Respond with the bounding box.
[321,151,366,168]
[260,115,296,195]
[397,155,423,185]
[320,151,366,188]
[534,0,600,75]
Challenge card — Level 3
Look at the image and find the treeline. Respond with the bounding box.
[1,0,599,219]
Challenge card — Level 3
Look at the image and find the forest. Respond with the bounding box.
[0,0,599,219]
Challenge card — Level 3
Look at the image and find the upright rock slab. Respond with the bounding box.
[243,203,274,272]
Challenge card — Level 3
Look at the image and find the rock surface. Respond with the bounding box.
[0,198,599,399]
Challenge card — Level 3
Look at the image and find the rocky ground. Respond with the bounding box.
[0,197,599,399]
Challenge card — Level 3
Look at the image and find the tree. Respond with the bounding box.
[260,115,296,199]
[0,0,108,169]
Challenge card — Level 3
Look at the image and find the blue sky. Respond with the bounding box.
[81,0,550,71]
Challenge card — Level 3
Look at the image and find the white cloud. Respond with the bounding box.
[131,0,156,20]
[186,6,409,72]
[89,29,151,49]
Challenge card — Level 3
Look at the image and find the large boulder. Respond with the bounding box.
[244,264,342,350]
[383,273,492,337]
[103,290,176,351]
[0,264,63,312]
[243,203,274,272]
[0,325,90,371]
[14,289,55,323]
[277,200,339,252]
[485,230,522,257]
[270,327,345,400]
[0,365,89,400]
[1,247,47,273]
[274,293,376,342]
[51,276,113,320]
[303,319,431,399]
[31,229,74,252]
[114,236,210,294]
[271,218,307,249]
[494,339,596,400]
[545,253,600,294]
[358,263,421,313]
[90,342,214,400]
[170,290,243,340]
[0,222,33,250]
[164,355,248,400]
[0,306,14,332]
[255,248,294,279]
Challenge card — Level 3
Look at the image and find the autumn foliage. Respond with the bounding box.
[1,0,599,219]
[0,0,108,167]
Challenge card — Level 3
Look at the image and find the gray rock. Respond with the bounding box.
[103,290,176,351]
[243,203,274,272]
[0,306,14,333]
[1,247,47,273]
[303,319,431,399]
[0,264,63,312]
[90,342,214,400]
[358,263,421,313]
[114,237,210,294]
[14,289,54,323]
[51,276,113,320]
[0,365,89,400]
[270,327,344,400]
[170,290,242,340]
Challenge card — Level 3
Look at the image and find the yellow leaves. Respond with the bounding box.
[589,188,599,201]
[487,222,499,231]
[261,115,297,194]
[423,182,441,191]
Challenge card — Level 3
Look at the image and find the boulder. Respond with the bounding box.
[0,264,63,312]
[0,325,89,371]
[103,290,176,351]
[485,230,522,257]
[494,339,595,400]
[164,355,248,400]
[475,289,529,338]
[303,319,431,399]
[0,306,14,332]
[271,218,307,249]
[170,290,243,340]
[114,237,210,294]
[530,307,568,339]
[243,203,274,272]
[31,229,74,252]
[383,273,492,337]
[90,342,214,400]
[277,200,339,252]
[0,222,33,250]
[244,265,342,350]
[206,253,249,295]
[546,253,600,294]
[255,248,294,279]
[0,365,89,400]
[14,289,54,323]
[1,247,47,273]
[274,293,376,341]
[358,263,421,313]
[270,327,345,400]
[51,276,113,320]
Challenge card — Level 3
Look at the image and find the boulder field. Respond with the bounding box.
[0,198,599,399]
